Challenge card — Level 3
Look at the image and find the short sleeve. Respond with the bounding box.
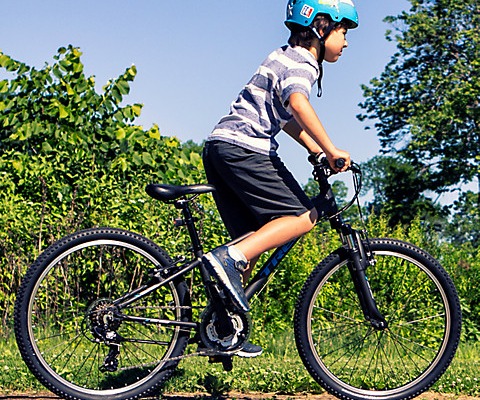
[278,65,318,107]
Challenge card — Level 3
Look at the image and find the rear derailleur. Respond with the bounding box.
[85,298,124,372]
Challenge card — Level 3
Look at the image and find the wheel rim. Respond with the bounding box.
[307,249,453,396]
[27,239,186,396]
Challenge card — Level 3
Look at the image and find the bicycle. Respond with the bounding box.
[14,156,461,400]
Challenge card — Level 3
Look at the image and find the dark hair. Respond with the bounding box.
[288,14,342,48]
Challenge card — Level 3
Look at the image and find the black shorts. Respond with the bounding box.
[202,140,313,239]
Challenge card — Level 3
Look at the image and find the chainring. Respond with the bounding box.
[199,304,250,352]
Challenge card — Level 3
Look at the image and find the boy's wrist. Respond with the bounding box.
[309,150,324,157]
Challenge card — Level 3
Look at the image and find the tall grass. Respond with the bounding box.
[1,331,478,396]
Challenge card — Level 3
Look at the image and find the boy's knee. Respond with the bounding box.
[300,208,318,233]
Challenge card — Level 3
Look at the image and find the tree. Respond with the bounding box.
[358,0,480,220]
[360,156,447,226]
[443,191,480,247]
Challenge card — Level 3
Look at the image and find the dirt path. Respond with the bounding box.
[0,392,479,400]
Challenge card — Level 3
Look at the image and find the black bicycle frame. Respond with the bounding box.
[245,238,299,300]
[115,165,387,331]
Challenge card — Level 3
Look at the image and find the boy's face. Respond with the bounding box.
[324,26,349,63]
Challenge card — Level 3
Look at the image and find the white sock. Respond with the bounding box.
[227,246,247,263]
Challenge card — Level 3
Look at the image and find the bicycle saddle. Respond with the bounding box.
[145,183,215,202]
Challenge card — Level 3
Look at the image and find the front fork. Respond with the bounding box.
[340,225,387,330]
[313,180,387,330]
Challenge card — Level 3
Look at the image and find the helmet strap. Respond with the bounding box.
[311,24,337,97]
[317,64,324,97]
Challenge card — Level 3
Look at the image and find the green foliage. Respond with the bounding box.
[0,46,478,398]
[435,241,480,342]
[1,332,478,396]
[360,156,449,226]
[357,0,480,228]
[366,215,480,343]
[249,212,479,342]
[0,46,216,334]
[170,334,480,396]
[359,0,479,186]
[249,228,341,332]
[443,191,480,247]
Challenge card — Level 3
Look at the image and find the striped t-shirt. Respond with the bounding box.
[207,45,319,155]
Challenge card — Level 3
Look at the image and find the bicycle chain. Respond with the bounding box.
[127,305,193,310]
[117,304,237,371]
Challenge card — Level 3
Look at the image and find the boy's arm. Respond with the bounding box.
[287,92,350,171]
[283,119,322,155]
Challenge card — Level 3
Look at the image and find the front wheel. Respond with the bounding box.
[14,227,192,400]
[294,238,461,400]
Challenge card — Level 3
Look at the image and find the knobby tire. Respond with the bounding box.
[294,238,461,400]
[14,227,192,400]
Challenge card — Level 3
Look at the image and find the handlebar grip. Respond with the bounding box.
[307,154,318,165]
[335,158,346,169]
[309,155,359,174]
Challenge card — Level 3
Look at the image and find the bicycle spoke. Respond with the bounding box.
[297,240,460,398]
[17,230,192,398]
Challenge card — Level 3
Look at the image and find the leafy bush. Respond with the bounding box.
[249,214,480,344]
[0,46,224,335]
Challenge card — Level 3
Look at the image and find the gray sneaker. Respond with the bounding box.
[202,246,249,312]
[236,342,263,358]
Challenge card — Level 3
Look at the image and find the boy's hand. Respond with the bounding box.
[326,149,350,172]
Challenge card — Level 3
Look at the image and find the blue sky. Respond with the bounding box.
[1,0,410,185]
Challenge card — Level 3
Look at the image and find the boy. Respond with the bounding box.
[202,0,359,357]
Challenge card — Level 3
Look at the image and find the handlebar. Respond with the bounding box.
[308,154,361,174]
[308,154,363,221]
[334,158,346,170]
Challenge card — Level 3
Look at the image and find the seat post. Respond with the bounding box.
[175,199,204,258]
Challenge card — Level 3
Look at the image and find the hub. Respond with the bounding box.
[84,298,124,372]
[86,298,122,341]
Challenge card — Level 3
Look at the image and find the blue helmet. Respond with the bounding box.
[285,0,359,30]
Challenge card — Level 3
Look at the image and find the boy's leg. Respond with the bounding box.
[203,141,261,239]
[202,245,250,312]
[242,256,259,283]
[202,141,314,303]
[235,208,318,262]
[203,209,317,312]
[202,141,314,357]
[202,142,260,313]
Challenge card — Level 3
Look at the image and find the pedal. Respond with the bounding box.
[208,355,233,372]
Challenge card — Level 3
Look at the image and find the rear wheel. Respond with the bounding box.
[14,227,192,400]
[294,238,461,400]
